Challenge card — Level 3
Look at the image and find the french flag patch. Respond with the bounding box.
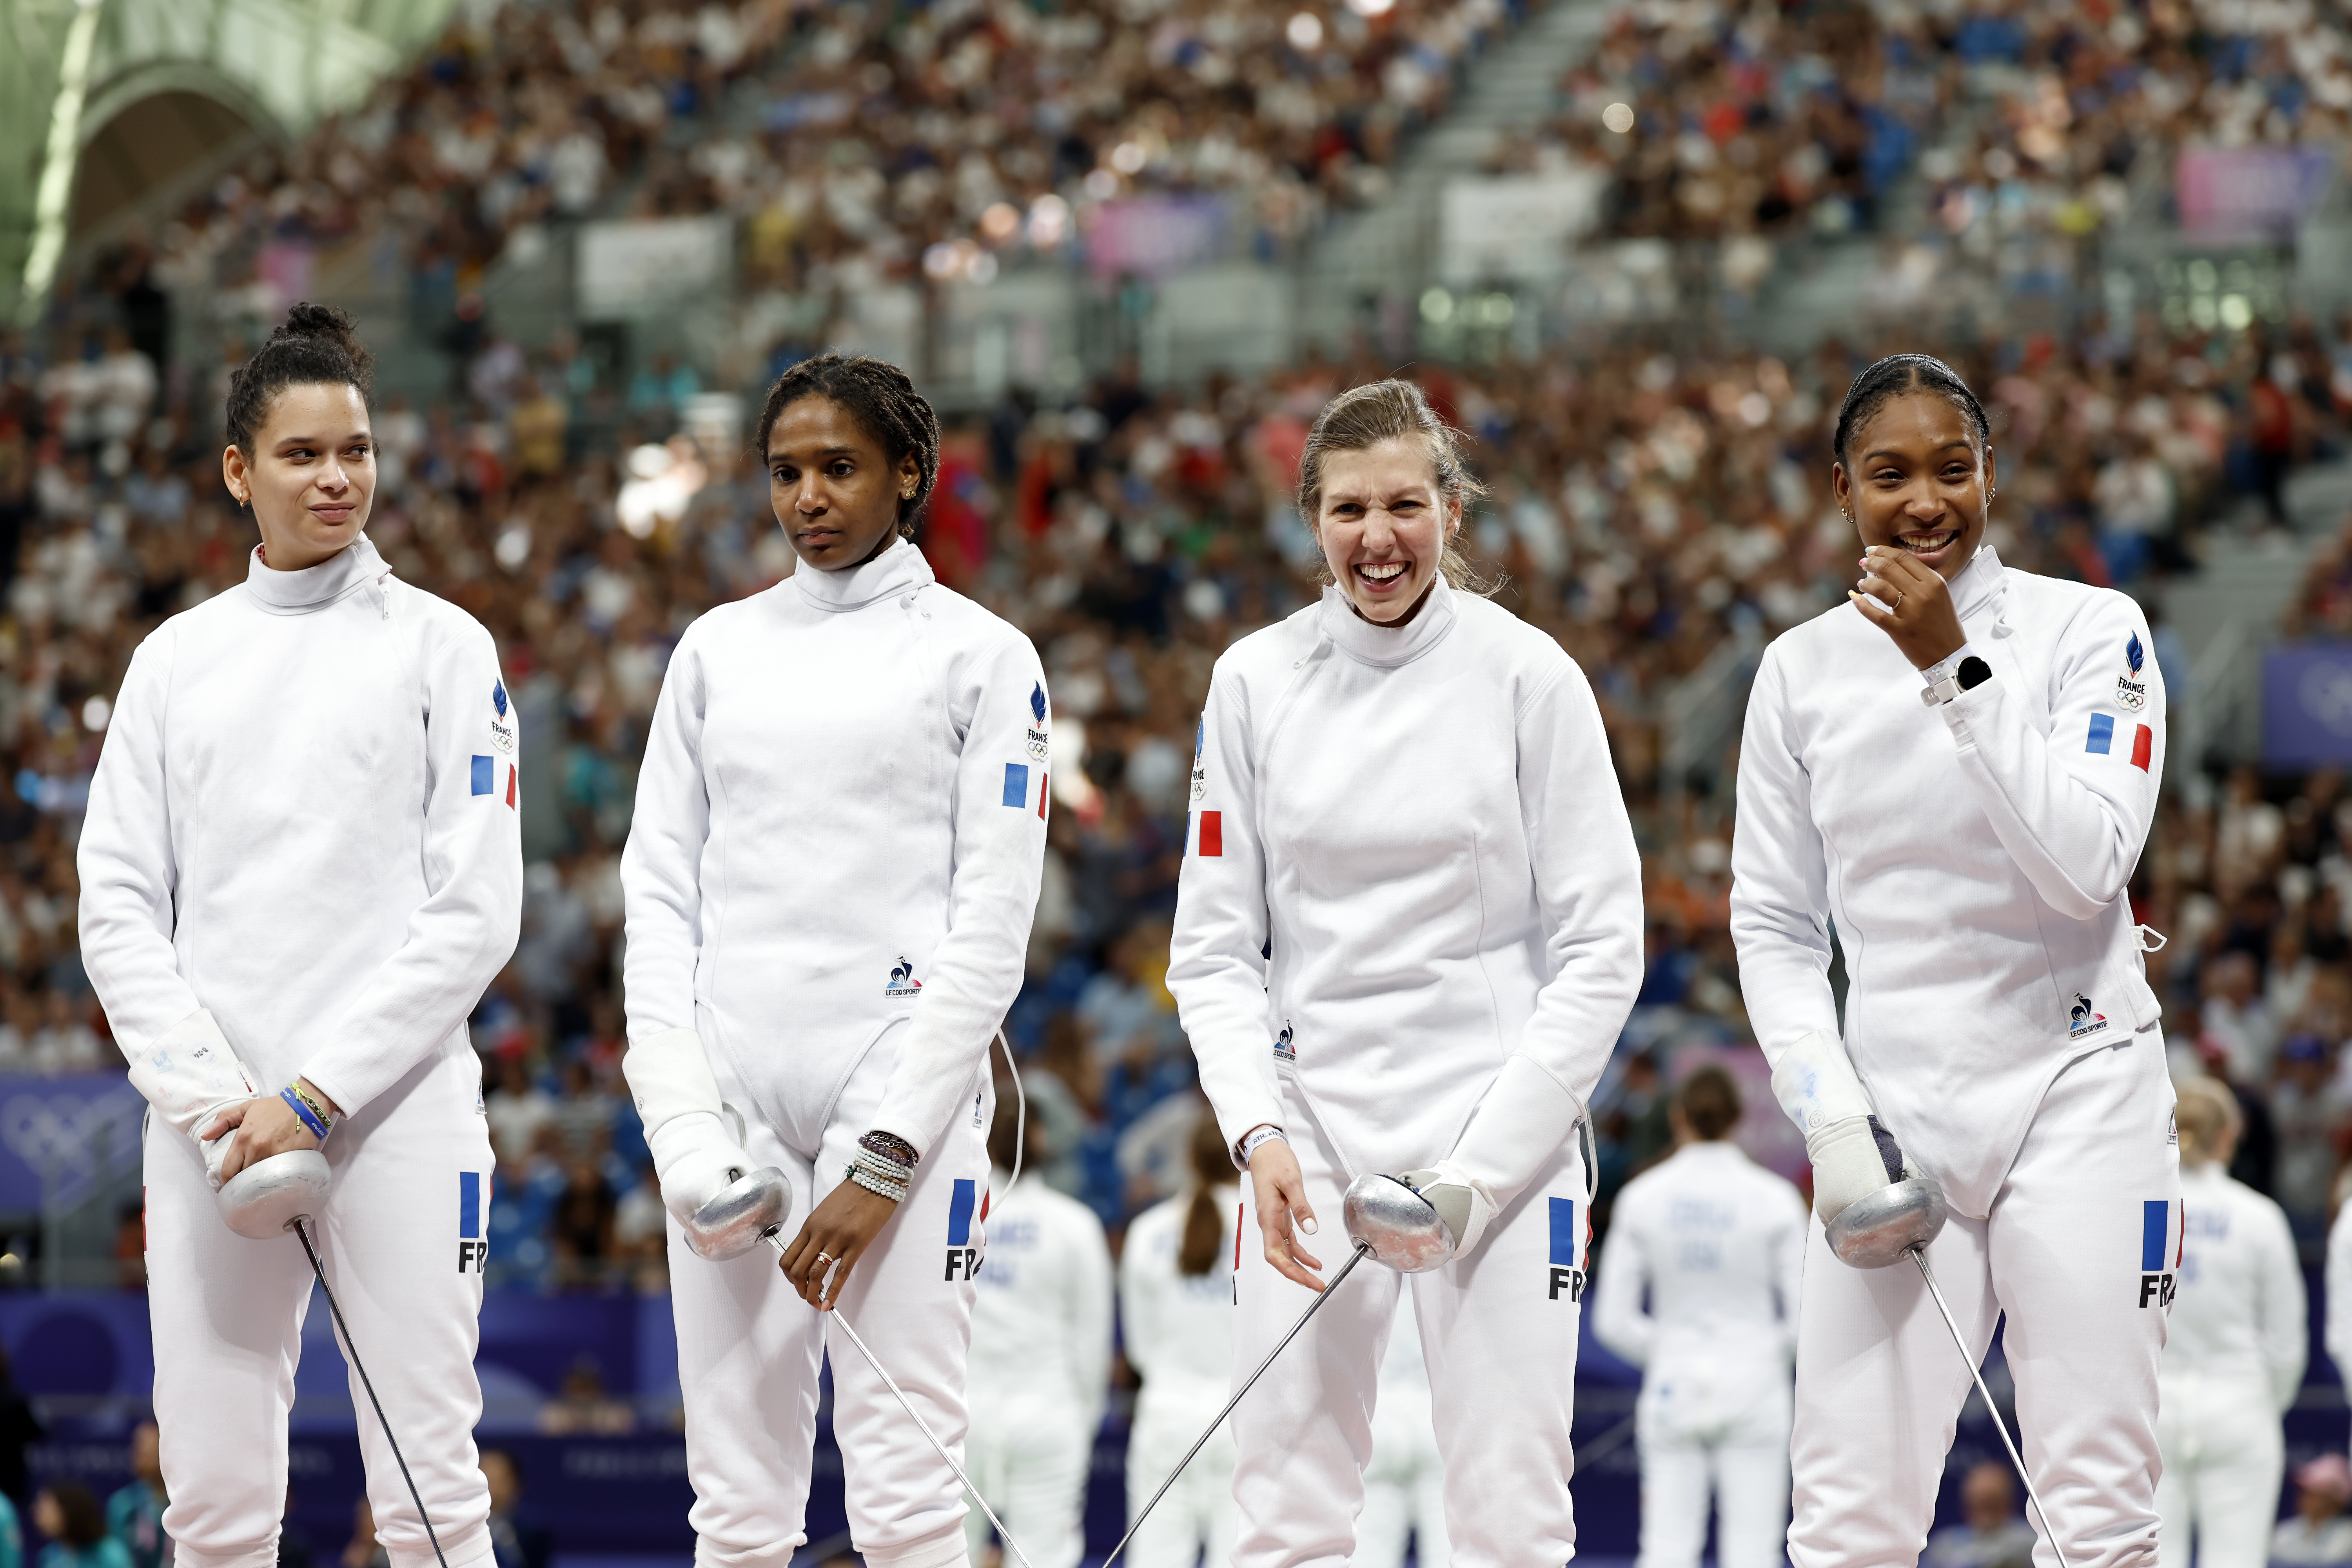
[2086,715,2114,755]
[471,756,495,795]
[1190,810,1223,858]
[2131,724,2152,771]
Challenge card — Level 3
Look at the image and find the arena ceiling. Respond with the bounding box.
[2,0,460,322]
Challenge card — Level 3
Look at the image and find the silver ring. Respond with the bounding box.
[1890,591,1904,611]
[815,1251,835,1265]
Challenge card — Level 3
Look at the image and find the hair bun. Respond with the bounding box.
[269,302,372,374]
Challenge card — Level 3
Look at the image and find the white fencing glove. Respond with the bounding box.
[1396,1161,1499,1258]
[1770,1029,1911,1225]
[1403,1054,1588,1260]
[126,1009,261,1191]
[624,1027,755,1227]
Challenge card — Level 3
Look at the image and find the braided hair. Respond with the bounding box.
[225,302,375,455]
[1830,353,1991,466]
[753,352,942,537]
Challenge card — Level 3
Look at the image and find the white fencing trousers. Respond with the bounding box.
[144,1048,494,1568]
[962,1392,1091,1568]
[1633,1383,1790,1568]
[1125,1387,1237,1568]
[1354,1384,1449,1568]
[2154,1370,2283,1568]
[1231,1096,1588,1568]
[666,1040,991,1568]
[1789,1032,2178,1568]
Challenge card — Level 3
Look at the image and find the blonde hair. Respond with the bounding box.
[1296,379,1495,595]
[2174,1076,2241,1167]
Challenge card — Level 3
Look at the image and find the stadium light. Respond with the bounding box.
[1287,12,1325,50]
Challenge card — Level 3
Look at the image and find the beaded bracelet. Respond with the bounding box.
[858,1131,919,1167]
[280,1086,332,1142]
[292,1080,338,1128]
[846,1156,909,1202]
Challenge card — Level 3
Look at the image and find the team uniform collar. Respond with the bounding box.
[793,536,935,612]
[1317,575,1459,668]
[243,534,387,615]
[1947,542,2007,623]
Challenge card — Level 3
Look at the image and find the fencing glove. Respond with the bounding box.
[126,1009,261,1191]
[1771,1028,1912,1225]
[624,1027,755,1227]
[1396,1162,1499,1258]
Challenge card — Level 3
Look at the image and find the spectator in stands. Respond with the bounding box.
[0,1488,18,1568]
[2274,1456,2352,1566]
[103,1424,165,1568]
[30,1486,130,1568]
[1922,1462,2035,1568]
[338,1500,383,1568]
[484,1055,555,1167]
[535,1359,634,1436]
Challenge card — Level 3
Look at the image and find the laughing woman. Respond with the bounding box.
[621,352,1049,1568]
[1168,378,1644,1568]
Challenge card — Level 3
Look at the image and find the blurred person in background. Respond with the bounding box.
[478,1451,548,1568]
[1922,1463,2035,1568]
[2155,1076,2304,1568]
[31,1486,129,1568]
[336,1501,382,1568]
[0,1486,17,1568]
[1118,1108,1240,1568]
[2275,1456,2352,1566]
[1353,1292,1447,1568]
[104,1423,165,1568]
[2268,1034,2347,1236]
[0,1348,41,1515]
[1171,378,1644,1567]
[534,1360,633,1437]
[1590,1066,1805,1568]
[964,1099,1113,1568]
[622,352,1049,1568]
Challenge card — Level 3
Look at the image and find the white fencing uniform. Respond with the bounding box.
[1169,579,1645,1568]
[78,537,522,1568]
[1731,544,2178,1568]
[1590,1139,1807,1568]
[964,1169,1113,1568]
[1353,1292,1448,1568]
[2328,1201,2352,1385]
[1119,1185,1241,1568]
[623,539,1047,1568]
[2154,1159,2304,1568]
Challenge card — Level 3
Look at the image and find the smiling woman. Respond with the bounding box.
[1169,379,1645,1564]
[1730,352,2178,1568]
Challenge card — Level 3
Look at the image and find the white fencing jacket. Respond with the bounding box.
[1591,1138,1806,1432]
[968,1169,1114,1422]
[80,537,523,1112]
[2163,1159,2305,1411]
[2327,1200,2352,1384]
[1730,546,2165,1218]
[1120,1185,1240,1416]
[1168,579,1643,1190]
[621,539,1048,1157]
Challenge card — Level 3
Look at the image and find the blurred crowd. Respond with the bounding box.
[1525,0,2352,245]
[87,0,1524,346]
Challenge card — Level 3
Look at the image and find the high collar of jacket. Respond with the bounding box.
[1316,575,1458,668]
[243,534,386,615]
[792,536,934,612]
[1948,541,2007,623]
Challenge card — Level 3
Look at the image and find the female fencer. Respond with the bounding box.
[1729,353,2178,1568]
[1167,378,1645,1568]
[621,352,1048,1568]
[1118,1108,1243,1568]
[1590,1066,1807,1568]
[2155,1076,2304,1568]
[79,303,523,1568]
